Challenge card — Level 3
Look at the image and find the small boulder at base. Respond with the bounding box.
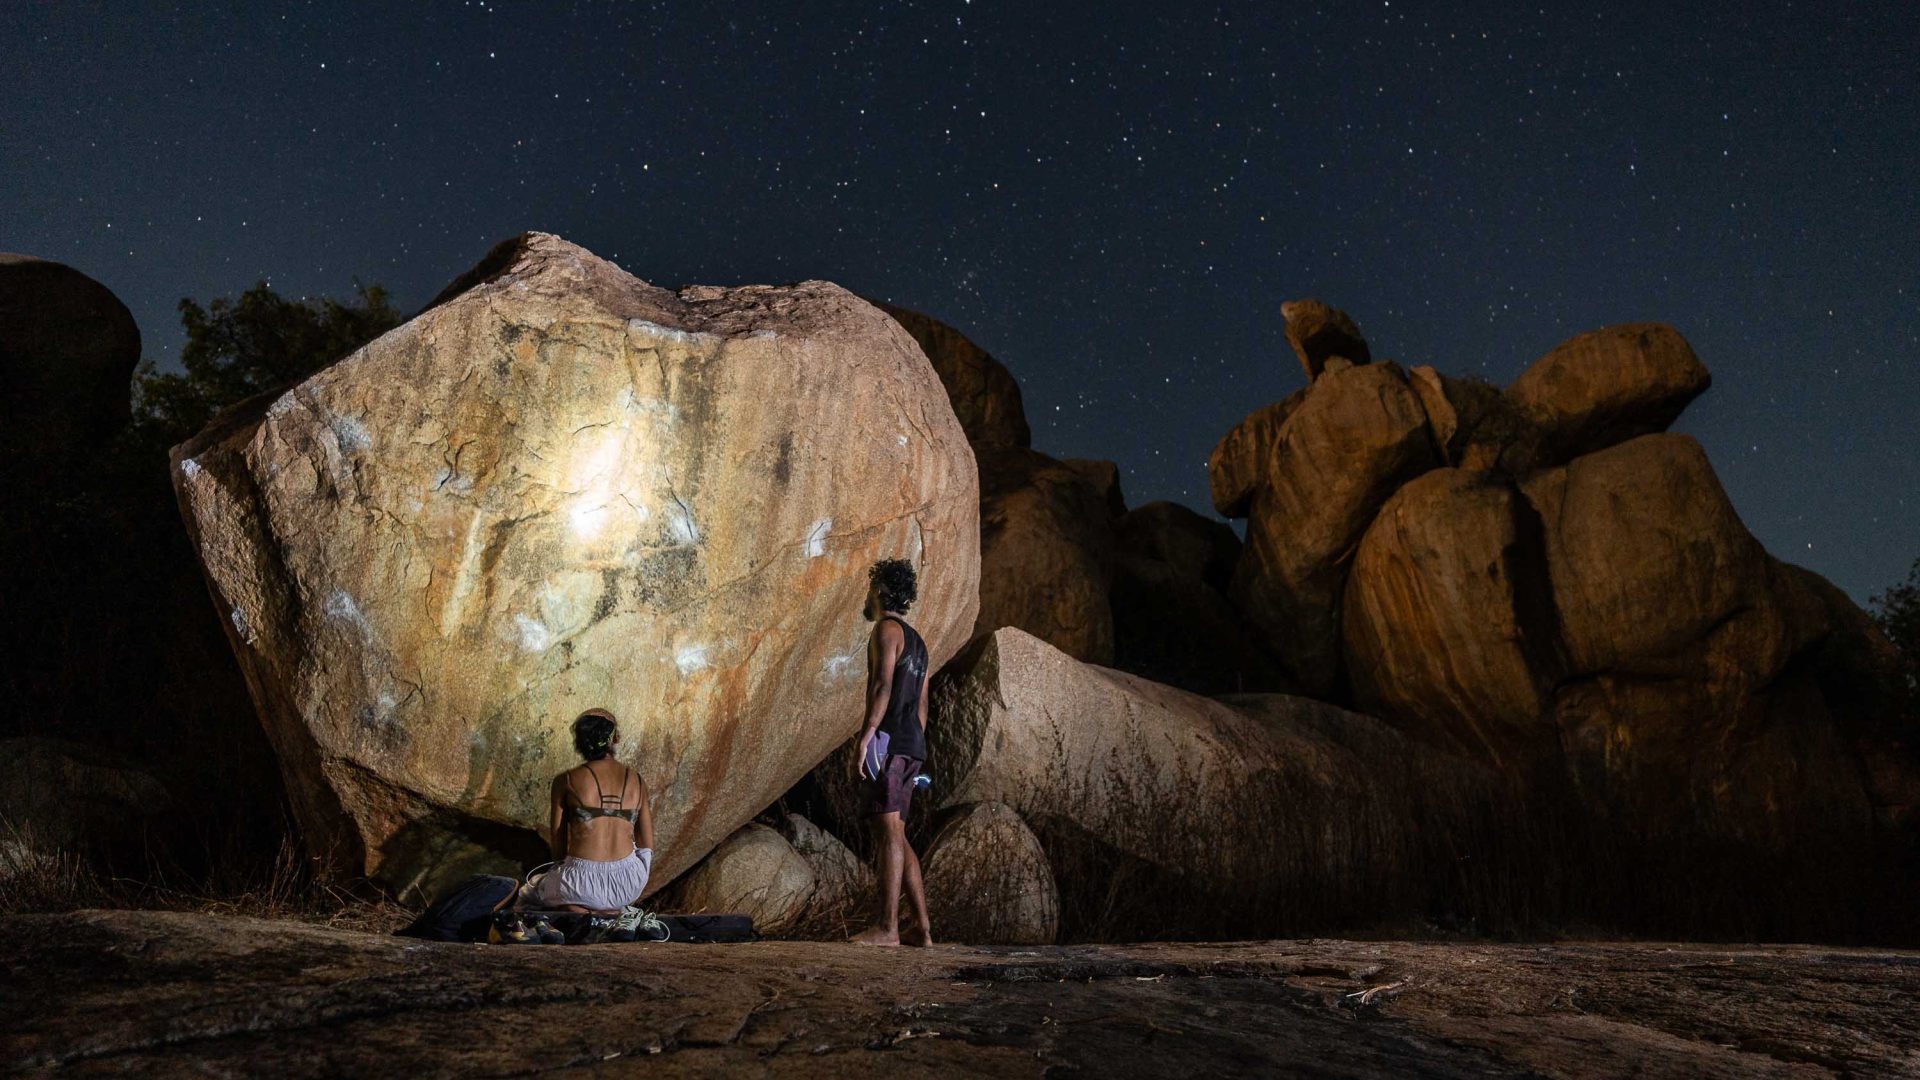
[778,812,872,930]
[1505,323,1709,468]
[170,233,981,901]
[923,801,1059,945]
[659,823,815,935]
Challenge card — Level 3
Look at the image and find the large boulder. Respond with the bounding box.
[1342,468,1563,767]
[1109,500,1285,694]
[170,233,981,900]
[1520,434,1786,682]
[974,446,1119,664]
[1519,435,1861,836]
[922,801,1059,945]
[0,254,141,460]
[868,301,1030,449]
[1113,501,1238,593]
[926,628,1515,930]
[1227,362,1437,695]
[1505,323,1709,468]
[1772,562,1918,830]
[659,823,815,935]
[1206,389,1306,517]
[1280,299,1371,383]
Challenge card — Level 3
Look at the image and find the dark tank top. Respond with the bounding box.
[875,615,929,761]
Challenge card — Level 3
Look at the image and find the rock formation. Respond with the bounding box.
[1228,361,1437,695]
[1207,390,1306,517]
[922,801,1059,944]
[1109,501,1286,693]
[1405,365,1537,473]
[973,446,1121,664]
[1505,323,1709,468]
[868,300,1030,449]
[0,254,141,461]
[1280,299,1371,382]
[171,233,981,900]
[1342,467,1561,768]
[1214,304,1913,932]
[1521,434,1878,864]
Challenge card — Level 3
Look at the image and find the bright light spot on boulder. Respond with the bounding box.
[569,500,611,538]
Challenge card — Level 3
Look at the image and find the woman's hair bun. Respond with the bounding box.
[572,708,617,760]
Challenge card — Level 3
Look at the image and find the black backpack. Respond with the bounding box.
[394,874,518,942]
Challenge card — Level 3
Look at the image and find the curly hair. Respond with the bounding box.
[572,708,618,761]
[868,557,918,614]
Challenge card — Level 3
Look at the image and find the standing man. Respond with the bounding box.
[850,557,934,947]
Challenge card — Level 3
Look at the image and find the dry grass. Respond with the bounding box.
[0,818,412,934]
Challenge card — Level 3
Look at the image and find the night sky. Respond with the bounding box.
[5,2,1915,603]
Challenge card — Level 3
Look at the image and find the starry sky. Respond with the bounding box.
[4,1,1915,603]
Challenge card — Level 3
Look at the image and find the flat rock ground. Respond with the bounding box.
[4,911,1918,1078]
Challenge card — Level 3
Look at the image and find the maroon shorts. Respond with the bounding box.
[865,755,922,817]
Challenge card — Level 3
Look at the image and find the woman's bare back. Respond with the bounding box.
[559,759,651,861]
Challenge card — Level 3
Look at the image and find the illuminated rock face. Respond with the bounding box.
[170,233,980,900]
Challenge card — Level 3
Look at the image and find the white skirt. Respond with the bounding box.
[525,847,653,911]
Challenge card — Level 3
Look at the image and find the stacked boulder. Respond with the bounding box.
[872,299,1123,665]
[1213,301,1912,925]
[876,303,1281,690]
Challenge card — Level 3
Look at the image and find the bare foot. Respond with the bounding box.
[900,925,934,948]
[849,926,900,947]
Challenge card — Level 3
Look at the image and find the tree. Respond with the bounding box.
[131,282,401,447]
[1871,557,1920,717]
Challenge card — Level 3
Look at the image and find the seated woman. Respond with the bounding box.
[521,708,655,914]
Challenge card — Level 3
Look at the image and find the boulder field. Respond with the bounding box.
[170,233,980,900]
[163,237,1916,941]
[1210,299,1913,933]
